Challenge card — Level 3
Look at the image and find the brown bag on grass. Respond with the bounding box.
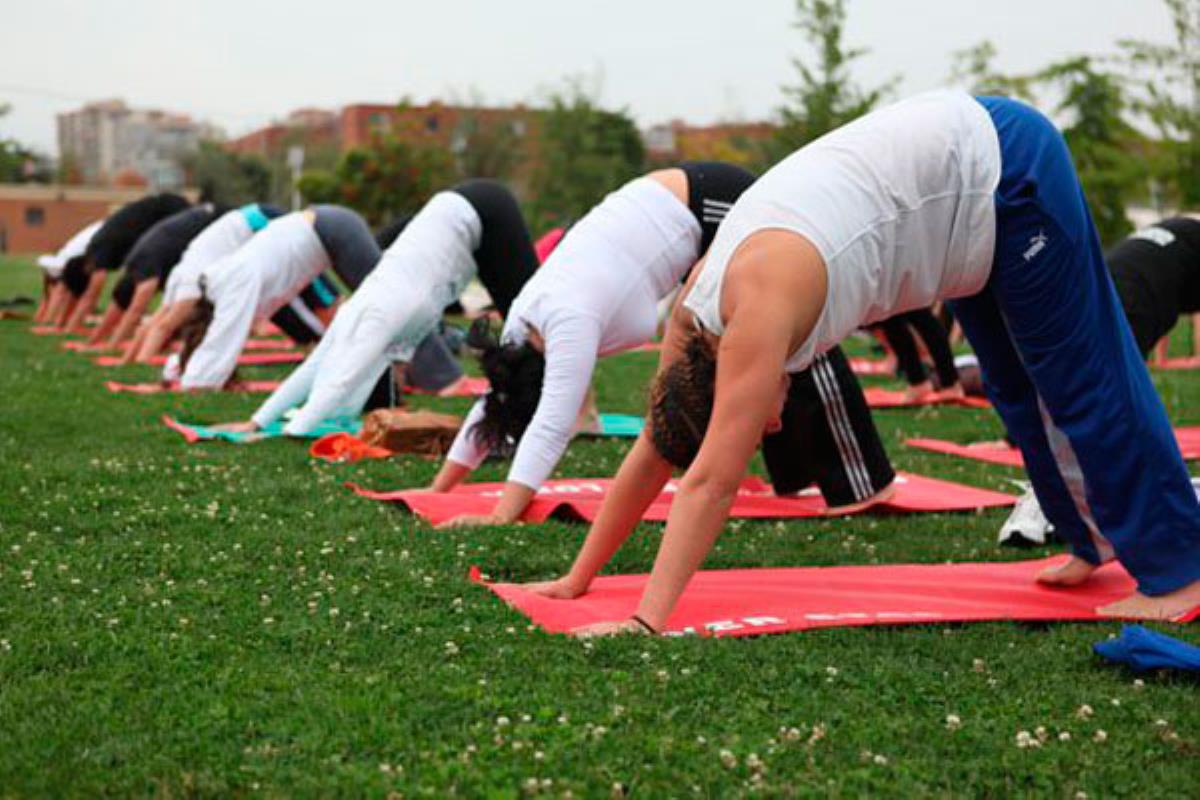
[360,409,462,456]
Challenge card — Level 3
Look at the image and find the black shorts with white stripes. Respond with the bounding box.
[677,161,756,255]
[762,346,895,507]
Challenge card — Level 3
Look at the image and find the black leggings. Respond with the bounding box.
[678,161,757,254]
[872,309,958,387]
[312,205,381,290]
[269,274,341,344]
[762,347,895,506]
[450,179,538,317]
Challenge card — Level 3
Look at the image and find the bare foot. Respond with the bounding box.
[933,383,965,401]
[1098,580,1200,620]
[1036,556,1097,587]
[572,407,602,436]
[825,481,897,516]
[208,420,259,433]
[437,376,471,397]
[903,380,935,403]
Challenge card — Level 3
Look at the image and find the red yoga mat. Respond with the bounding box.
[406,376,490,397]
[71,338,293,355]
[1153,356,1200,371]
[849,357,895,376]
[93,351,305,367]
[348,472,1015,525]
[864,387,990,409]
[473,557,1199,637]
[907,428,1200,467]
[105,380,281,395]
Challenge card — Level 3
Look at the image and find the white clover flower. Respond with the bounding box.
[1059,731,1071,742]
[1076,704,1094,720]
[945,714,962,731]
[1093,730,1108,743]
[719,749,737,769]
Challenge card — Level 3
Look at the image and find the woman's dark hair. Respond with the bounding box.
[467,317,545,452]
[177,296,215,376]
[649,330,717,469]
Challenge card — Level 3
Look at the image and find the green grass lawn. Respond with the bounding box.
[0,255,1196,798]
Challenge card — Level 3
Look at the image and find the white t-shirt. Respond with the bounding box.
[37,220,103,278]
[685,90,1001,373]
[163,208,255,305]
[180,213,330,389]
[447,176,702,489]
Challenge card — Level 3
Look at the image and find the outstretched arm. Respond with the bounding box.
[64,269,108,334]
[179,293,258,390]
[573,232,827,635]
[108,279,158,347]
[441,317,603,528]
[86,302,123,345]
[135,299,197,362]
[525,433,674,598]
[525,276,706,597]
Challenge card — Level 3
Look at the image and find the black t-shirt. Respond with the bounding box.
[85,193,191,272]
[125,205,222,283]
[1109,216,1200,356]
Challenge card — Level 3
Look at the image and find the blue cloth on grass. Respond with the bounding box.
[1094,625,1200,673]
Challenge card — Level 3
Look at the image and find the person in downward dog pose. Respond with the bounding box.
[86,204,226,349]
[526,91,1200,632]
[35,219,103,323]
[125,203,348,369]
[55,193,191,333]
[209,179,540,436]
[173,204,381,389]
[432,162,895,528]
[1107,215,1200,362]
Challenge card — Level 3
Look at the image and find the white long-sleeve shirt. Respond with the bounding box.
[180,212,331,389]
[446,176,702,489]
[162,206,262,305]
[249,192,483,433]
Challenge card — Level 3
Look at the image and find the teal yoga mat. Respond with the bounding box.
[595,414,644,438]
[163,414,360,443]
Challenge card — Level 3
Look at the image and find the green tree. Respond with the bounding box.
[948,41,1037,99]
[451,112,524,183]
[763,0,897,165]
[528,78,644,228]
[184,142,272,205]
[0,103,50,183]
[1119,0,1200,207]
[1036,57,1142,245]
[298,134,454,226]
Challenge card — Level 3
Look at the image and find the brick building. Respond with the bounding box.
[0,184,147,254]
[225,102,545,190]
[224,108,340,159]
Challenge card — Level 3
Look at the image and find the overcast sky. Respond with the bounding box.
[0,0,1179,155]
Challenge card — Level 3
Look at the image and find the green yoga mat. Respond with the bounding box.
[163,415,361,443]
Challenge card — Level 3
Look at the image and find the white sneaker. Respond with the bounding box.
[1192,477,1200,503]
[998,482,1054,546]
